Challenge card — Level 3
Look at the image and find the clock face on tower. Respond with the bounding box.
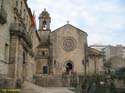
[62,37,77,52]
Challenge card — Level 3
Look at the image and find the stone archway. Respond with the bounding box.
[66,63,73,72]
[65,61,74,74]
[63,61,76,87]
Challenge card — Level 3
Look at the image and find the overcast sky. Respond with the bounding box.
[27,0,125,46]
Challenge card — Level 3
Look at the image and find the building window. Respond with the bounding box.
[42,51,45,56]
[41,51,48,56]
[54,60,56,66]
[14,16,17,22]
[20,1,22,16]
[43,66,48,74]
[20,9,22,16]
[23,9,26,21]
[23,52,26,64]
[21,1,22,7]
[16,0,19,7]
[5,43,9,61]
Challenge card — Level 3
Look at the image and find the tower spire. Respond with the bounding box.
[39,8,51,31]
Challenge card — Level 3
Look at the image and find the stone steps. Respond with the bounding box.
[35,75,63,87]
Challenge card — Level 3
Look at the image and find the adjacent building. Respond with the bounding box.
[90,44,125,60]
[103,45,123,61]
[0,0,39,89]
[87,47,104,75]
[90,44,125,74]
[89,44,106,51]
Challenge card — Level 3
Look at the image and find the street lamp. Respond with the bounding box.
[92,54,97,75]
[82,60,87,78]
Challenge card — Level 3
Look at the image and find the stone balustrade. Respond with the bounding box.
[10,23,32,48]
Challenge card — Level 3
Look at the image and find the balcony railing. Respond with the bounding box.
[0,7,7,24]
[10,23,32,48]
[10,23,24,32]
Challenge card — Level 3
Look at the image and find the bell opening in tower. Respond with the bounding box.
[42,20,47,30]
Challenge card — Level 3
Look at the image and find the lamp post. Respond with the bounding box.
[82,60,87,78]
[92,54,96,75]
[94,56,97,75]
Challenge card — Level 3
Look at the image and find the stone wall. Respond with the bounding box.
[0,0,14,78]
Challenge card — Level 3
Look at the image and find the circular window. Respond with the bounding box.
[63,37,76,52]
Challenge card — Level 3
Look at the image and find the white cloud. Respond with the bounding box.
[28,0,125,45]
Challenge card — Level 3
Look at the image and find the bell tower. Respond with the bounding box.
[36,8,52,76]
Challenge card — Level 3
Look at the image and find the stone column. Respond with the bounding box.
[17,39,23,81]
[9,36,19,87]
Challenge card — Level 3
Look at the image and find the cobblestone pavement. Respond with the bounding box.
[21,81,77,93]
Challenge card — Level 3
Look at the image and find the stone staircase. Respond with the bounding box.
[35,74,63,87]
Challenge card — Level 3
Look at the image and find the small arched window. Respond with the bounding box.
[42,21,47,30]
[54,60,56,66]
[5,43,9,61]
[42,51,45,56]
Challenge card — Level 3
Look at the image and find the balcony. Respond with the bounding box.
[10,23,32,48]
[10,23,24,32]
[0,7,7,24]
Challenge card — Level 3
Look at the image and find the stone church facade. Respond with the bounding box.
[34,9,103,87]
[36,9,87,75]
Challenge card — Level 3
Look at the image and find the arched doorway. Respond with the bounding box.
[43,66,48,74]
[66,62,73,73]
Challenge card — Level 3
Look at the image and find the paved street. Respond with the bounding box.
[21,81,125,93]
[21,81,77,93]
[40,87,76,93]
